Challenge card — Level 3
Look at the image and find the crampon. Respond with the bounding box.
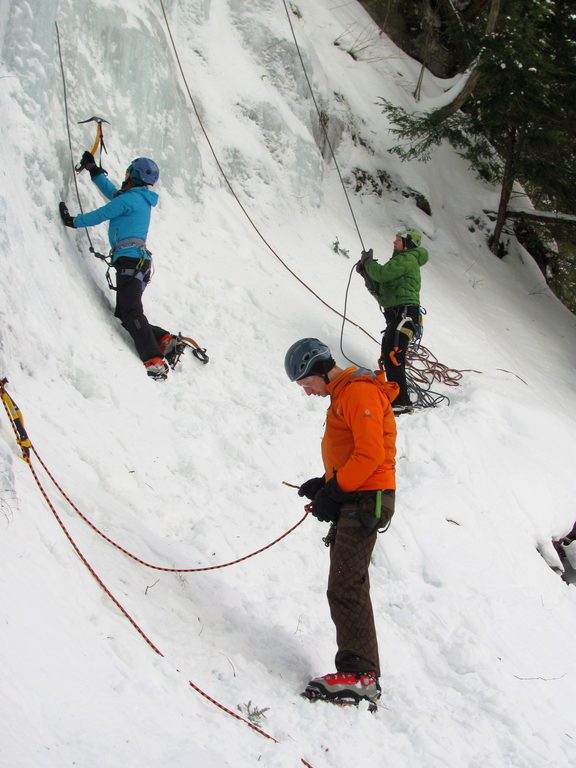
[301,672,380,712]
[165,333,209,369]
[301,687,378,712]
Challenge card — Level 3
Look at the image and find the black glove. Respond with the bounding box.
[59,202,76,228]
[360,248,373,263]
[78,151,105,179]
[298,476,325,501]
[309,476,351,523]
[356,248,373,274]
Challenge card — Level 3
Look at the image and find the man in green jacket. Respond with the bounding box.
[356,227,428,413]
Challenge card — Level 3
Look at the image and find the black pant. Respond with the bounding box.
[113,258,168,362]
[381,305,420,406]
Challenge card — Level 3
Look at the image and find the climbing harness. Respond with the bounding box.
[378,305,449,409]
[387,308,418,368]
[339,489,395,536]
[107,241,154,291]
[112,237,150,259]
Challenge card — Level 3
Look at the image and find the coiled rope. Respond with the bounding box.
[0,379,315,767]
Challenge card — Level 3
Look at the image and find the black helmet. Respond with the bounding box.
[284,338,335,381]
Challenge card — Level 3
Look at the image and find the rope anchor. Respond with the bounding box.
[0,378,31,461]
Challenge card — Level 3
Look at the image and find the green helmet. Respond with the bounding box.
[396,227,422,248]
[284,338,334,382]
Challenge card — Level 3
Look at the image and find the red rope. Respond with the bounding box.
[407,344,481,387]
[0,381,316,766]
[30,443,308,573]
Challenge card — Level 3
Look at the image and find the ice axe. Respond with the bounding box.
[75,116,109,171]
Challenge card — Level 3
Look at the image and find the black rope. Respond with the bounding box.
[159,0,462,399]
[282,3,457,402]
[55,21,97,255]
[407,369,450,410]
[158,0,379,345]
[281,0,376,369]
[281,0,365,252]
[339,261,363,367]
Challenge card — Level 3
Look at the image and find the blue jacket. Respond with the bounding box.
[74,174,159,262]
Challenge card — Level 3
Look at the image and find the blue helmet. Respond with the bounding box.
[284,338,334,382]
[127,157,159,186]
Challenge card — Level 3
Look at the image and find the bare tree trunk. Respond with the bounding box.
[459,0,492,22]
[436,0,500,118]
[490,127,517,255]
[504,210,576,226]
[413,1,434,100]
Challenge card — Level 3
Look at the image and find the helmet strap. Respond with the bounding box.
[308,356,336,382]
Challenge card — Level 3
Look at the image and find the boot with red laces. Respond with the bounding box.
[302,671,380,707]
[144,356,169,381]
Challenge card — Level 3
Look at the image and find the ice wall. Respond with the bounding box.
[0,0,336,209]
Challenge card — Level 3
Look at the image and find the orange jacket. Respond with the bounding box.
[321,367,398,492]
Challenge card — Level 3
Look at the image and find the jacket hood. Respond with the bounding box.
[329,366,399,404]
[411,246,428,266]
[126,186,159,207]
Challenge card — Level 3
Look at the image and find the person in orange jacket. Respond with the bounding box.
[284,338,398,708]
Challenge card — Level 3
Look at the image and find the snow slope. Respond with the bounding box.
[1,1,575,766]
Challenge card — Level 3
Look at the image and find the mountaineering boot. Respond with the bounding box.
[302,671,381,708]
[159,333,188,369]
[144,356,169,381]
[158,333,174,356]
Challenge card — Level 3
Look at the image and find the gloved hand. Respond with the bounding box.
[78,151,105,179]
[298,476,325,500]
[59,202,76,228]
[78,151,96,170]
[360,248,373,263]
[309,476,350,523]
[356,248,373,274]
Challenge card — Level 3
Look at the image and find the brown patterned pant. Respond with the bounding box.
[327,517,380,677]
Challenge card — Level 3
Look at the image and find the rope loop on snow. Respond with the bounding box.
[1,384,309,572]
[34,439,311,573]
[0,379,315,766]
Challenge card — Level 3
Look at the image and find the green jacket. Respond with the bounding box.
[363,246,428,309]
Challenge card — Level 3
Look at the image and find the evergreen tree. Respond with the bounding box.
[378,0,576,262]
